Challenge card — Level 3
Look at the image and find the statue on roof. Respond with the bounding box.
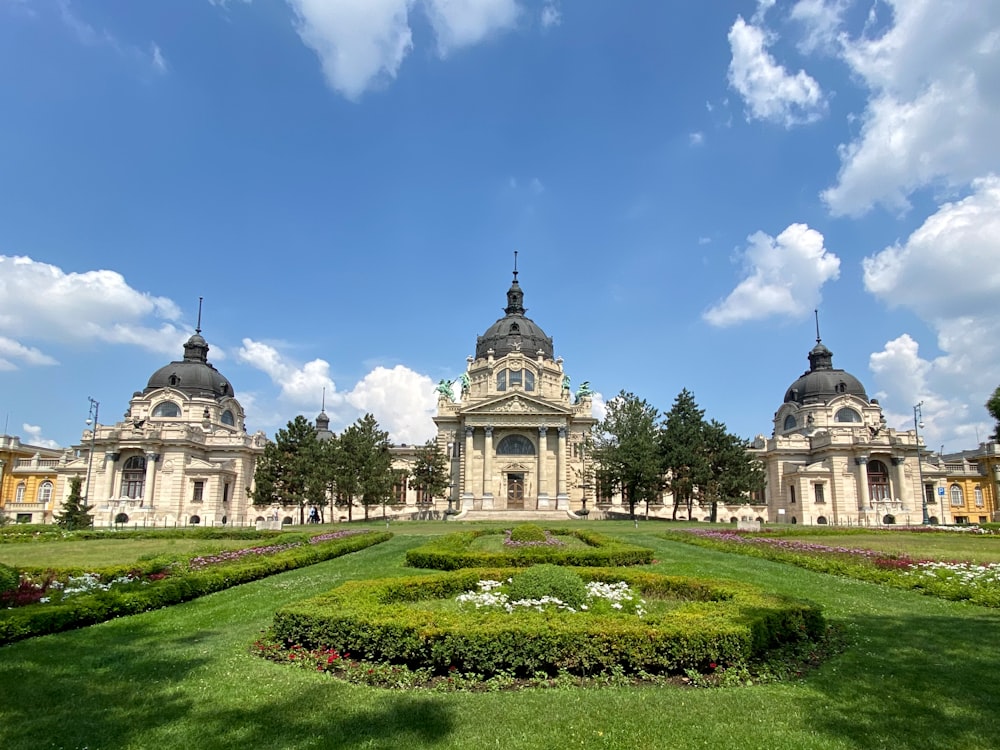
[575,381,593,402]
[460,372,471,396]
[435,379,455,401]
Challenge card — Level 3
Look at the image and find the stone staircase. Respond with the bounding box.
[454,508,579,522]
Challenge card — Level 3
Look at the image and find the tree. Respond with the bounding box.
[409,440,451,506]
[700,420,765,522]
[988,386,1000,441]
[591,391,663,519]
[337,414,394,521]
[660,389,708,521]
[250,415,323,524]
[55,476,93,529]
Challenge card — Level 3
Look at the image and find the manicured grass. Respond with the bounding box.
[468,532,591,552]
[0,537,262,568]
[773,531,1000,563]
[2,524,1000,749]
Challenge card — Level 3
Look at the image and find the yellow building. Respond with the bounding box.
[0,434,66,524]
[940,442,1000,525]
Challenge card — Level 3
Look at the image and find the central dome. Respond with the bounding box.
[783,339,867,405]
[145,330,234,399]
[475,268,554,360]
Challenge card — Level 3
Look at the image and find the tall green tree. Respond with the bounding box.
[591,391,663,519]
[250,415,323,524]
[660,388,708,521]
[700,419,766,522]
[988,386,1000,441]
[54,476,93,529]
[409,440,451,505]
[337,414,394,521]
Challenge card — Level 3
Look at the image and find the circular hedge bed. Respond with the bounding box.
[267,566,823,680]
[404,527,654,569]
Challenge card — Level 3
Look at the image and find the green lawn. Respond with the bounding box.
[773,531,1000,563]
[0,537,262,569]
[2,523,999,749]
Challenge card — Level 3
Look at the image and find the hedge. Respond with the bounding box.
[405,528,654,570]
[0,531,391,645]
[269,567,823,678]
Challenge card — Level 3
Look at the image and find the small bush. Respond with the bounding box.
[509,524,547,543]
[507,564,587,608]
[0,562,20,594]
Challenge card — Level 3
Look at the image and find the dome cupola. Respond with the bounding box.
[144,301,234,400]
[475,254,554,360]
[783,316,867,405]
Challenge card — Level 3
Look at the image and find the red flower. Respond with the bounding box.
[709,662,717,669]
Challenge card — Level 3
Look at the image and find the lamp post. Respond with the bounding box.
[83,397,100,512]
[914,401,928,524]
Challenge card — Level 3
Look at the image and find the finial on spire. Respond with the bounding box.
[513,250,518,281]
[814,309,821,343]
[321,386,326,412]
[196,297,204,335]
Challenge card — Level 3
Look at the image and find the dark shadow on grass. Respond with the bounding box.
[805,610,1000,748]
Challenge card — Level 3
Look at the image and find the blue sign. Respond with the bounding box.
[937,487,945,496]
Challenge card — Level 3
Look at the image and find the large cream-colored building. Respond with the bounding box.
[56,327,267,527]
[434,267,598,519]
[752,334,948,526]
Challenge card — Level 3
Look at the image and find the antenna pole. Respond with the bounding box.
[513,250,518,280]
[814,309,821,343]
[196,297,204,334]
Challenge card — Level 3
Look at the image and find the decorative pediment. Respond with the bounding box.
[461,393,571,417]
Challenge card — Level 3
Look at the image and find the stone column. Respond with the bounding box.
[536,427,549,508]
[556,427,568,509]
[104,452,118,503]
[482,426,494,509]
[462,426,475,506]
[855,457,870,522]
[143,453,158,508]
[891,456,909,509]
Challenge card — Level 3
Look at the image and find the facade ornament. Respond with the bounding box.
[435,379,455,401]
[575,381,593,402]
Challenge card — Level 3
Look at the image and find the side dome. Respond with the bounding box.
[475,269,554,360]
[783,339,868,405]
[145,331,235,399]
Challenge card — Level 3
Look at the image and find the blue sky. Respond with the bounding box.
[1,0,998,454]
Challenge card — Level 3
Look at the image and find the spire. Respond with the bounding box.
[505,251,525,315]
[808,309,833,372]
[183,297,209,363]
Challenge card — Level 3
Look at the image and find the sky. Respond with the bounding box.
[1,0,998,456]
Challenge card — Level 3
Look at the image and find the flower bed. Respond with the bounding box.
[266,566,823,683]
[665,529,1000,607]
[0,529,390,644]
[405,528,653,570]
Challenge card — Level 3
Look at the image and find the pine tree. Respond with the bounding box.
[250,415,323,524]
[592,391,663,519]
[660,389,708,521]
[410,439,451,507]
[701,419,765,522]
[337,414,394,521]
[55,476,94,529]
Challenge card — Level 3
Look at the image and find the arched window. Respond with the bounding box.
[835,408,862,423]
[496,370,507,391]
[496,434,535,455]
[524,370,535,391]
[115,513,129,525]
[868,460,890,503]
[189,515,201,525]
[816,516,828,525]
[950,484,964,506]
[121,455,146,499]
[783,414,797,430]
[37,481,53,504]
[153,401,181,417]
[221,410,235,426]
[509,369,523,387]
[975,486,984,507]
[882,514,896,525]
[14,482,25,503]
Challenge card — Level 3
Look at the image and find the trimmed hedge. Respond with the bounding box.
[269,567,823,678]
[405,528,654,569]
[0,525,287,544]
[0,563,17,594]
[0,531,391,645]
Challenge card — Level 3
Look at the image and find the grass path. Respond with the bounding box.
[2,527,1000,749]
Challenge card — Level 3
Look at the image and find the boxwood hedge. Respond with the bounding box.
[269,567,823,678]
[0,530,391,645]
[405,528,654,569]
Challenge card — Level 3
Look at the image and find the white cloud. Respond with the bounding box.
[0,336,59,370]
[727,15,826,127]
[0,255,187,364]
[863,176,1000,447]
[703,223,840,327]
[346,365,437,444]
[57,0,167,74]
[237,338,337,406]
[151,43,167,73]
[541,1,560,29]
[689,131,704,146]
[287,0,415,100]
[789,0,847,55]
[423,0,519,56]
[590,391,607,422]
[20,423,60,450]
[823,0,1000,215]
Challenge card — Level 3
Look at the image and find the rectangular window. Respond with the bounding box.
[16,513,31,524]
[814,484,825,504]
[416,486,429,504]
[925,484,936,505]
[789,485,796,504]
[223,483,231,504]
[975,486,984,507]
[192,480,204,502]
[509,369,522,387]
[392,473,407,503]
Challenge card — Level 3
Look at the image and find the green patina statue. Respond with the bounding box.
[436,379,455,401]
[575,381,593,402]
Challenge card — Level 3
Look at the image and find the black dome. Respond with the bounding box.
[475,272,554,360]
[145,331,234,399]
[784,339,867,405]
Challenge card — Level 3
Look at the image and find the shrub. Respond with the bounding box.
[0,562,18,594]
[507,564,587,609]
[509,524,547,543]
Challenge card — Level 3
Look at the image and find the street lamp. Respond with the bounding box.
[83,397,99,508]
[914,401,928,524]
